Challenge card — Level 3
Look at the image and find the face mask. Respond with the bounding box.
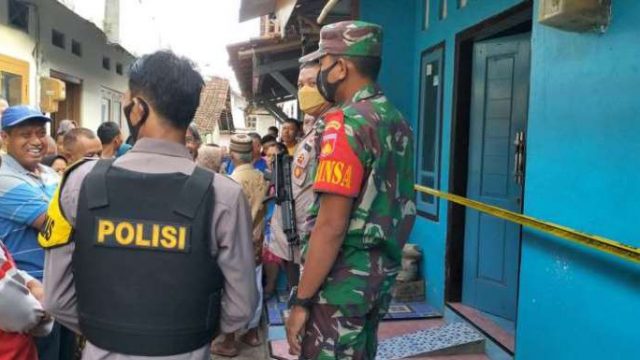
[123,98,148,144]
[298,85,326,115]
[317,61,342,103]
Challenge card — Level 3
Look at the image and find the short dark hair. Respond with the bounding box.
[268,126,279,136]
[187,123,202,143]
[97,121,121,145]
[129,50,204,130]
[247,132,261,142]
[42,154,67,167]
[345,56,381,81]
[63,128,96,150]
[261,134,277,145]
[300,60,320,70]
[283,118,301,130]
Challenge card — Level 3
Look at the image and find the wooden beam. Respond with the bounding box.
[238,40,302,60]
[270,71,297,96]
[260,100,289,123]
[254,58,300,76]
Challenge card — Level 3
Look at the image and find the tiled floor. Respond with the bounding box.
[448,303,515,353]
[376,322,484,360]
[268,318,488,360]
[224,307,491,359]
[411,355,489,360]
[378,319,445,340]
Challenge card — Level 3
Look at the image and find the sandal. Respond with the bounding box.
[240,332,262,347]
[210,341,239,357]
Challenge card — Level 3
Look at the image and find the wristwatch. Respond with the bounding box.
[288,286,314,310]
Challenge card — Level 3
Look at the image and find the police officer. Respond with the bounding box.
[39,50,258,359]
[291,60,332,257]
[285,21,417,359]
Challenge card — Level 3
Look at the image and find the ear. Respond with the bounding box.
[0,131,8,142]
[129,98,144,124]
[336,57,349,81]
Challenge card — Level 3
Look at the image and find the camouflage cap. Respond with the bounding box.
[299,20,383,63]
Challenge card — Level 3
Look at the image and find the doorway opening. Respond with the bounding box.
[445,1,533,354]
[50,70,82,132]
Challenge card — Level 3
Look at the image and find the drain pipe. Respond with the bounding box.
[317,0,340,24]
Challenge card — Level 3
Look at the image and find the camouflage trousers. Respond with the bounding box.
[300,295,391,360]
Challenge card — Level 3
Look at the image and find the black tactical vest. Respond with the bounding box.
[72,159,222,356]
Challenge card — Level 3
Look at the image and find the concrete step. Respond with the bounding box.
[376,322,485,360]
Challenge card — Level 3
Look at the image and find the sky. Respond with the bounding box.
[132,0,259,84]
[63,0,260,91]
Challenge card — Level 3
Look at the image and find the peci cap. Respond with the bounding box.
[229,134,253,154]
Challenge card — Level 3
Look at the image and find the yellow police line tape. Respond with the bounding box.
[414,185,640,264]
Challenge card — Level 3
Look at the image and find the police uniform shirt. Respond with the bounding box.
[42,138,258,360]
[291,121,320,239]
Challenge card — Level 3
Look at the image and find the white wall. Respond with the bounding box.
[255,112,276,136]
[0,0,38,104]
[39,0,134,132]
[57,0,163,56]
[0,0,135,133]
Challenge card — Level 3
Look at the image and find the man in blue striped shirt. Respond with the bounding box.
[0,105,71,360]
[0,106,59,279]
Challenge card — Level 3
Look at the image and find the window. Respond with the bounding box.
[8,0,29,33]
[112,100,122,126]
[246,116,257,129]
[51,29,65,49]
[416,45,444,219]
[71,40,82,57]
[423,0,430,29]
[439,0,448,20]
[101,97,111,123]
[0,54,30,105]
[101,87,124,127]
[102,57,111,70]
[115,63,123,75]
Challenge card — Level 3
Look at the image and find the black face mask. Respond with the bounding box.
[317,60,343,103]
[123,98,148,144]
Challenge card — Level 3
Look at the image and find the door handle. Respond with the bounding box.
[513,131,525,185]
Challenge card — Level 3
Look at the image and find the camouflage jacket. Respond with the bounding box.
[303,83,416,314]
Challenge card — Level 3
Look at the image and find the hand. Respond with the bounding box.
[285,305,309,356]
[26,280,45,306]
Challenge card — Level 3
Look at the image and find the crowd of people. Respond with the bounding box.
[0,20,416,360]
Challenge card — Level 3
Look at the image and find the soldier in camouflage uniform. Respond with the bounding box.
[285,21,416,359]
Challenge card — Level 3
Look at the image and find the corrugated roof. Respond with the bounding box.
[193,77,233,133]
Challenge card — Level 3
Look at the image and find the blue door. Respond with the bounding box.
[462,34,530,321]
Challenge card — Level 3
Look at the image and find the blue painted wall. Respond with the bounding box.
[517,1,640,358]
[360,0,640,358]
[361,0,525,310]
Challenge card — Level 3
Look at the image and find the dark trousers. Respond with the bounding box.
[35,322,76,360]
